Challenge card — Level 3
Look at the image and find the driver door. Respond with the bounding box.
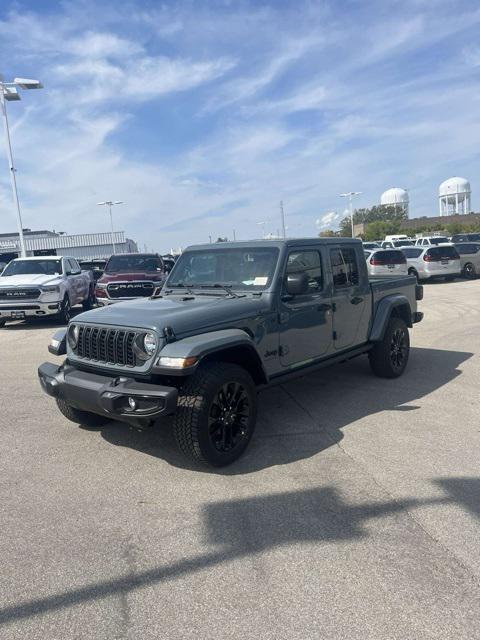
[279,249,333,368]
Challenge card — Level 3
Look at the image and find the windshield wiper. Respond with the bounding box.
[197,283,243,298]
[164,282,195,295]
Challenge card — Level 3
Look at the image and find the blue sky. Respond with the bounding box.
[1,0,480,251]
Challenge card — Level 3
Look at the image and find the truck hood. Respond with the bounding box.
[76,294,269,334]
[0,274,62,288]
[98,271,164,284]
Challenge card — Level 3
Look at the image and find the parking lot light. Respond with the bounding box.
[0,74,43,258]
[97,201,124,254]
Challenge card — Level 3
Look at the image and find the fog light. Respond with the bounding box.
[128,396,137,410]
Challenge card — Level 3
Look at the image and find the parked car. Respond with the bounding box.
[39,238,423,467]
[401,245,461,281]
[450,233,480,243]
[365,249,408,277]
[453,242,480,279]
[95,253,167,305]
[381,240,414,249]
[78,259,107,282]
[0,256,95,326]
[414,236,449,247]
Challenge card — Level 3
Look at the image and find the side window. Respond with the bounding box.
[330,248,359,288]
[286,251,323,292]
[70,259,80,272]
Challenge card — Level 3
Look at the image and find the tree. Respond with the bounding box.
[318,229,336,237]
[339,204,408,238]
[364,220,402,241]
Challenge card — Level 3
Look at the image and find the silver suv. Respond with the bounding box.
[453,242,480,279]
[401,245,461,281]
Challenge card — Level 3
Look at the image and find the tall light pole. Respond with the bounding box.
[97,201,124,254]
[340,191,362,237]
[0,76,43,257]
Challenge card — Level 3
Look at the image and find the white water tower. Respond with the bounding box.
[438,177,471,216]
[380,187,409,217]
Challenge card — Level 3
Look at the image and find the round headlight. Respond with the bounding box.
[67,324,79,349]
[143,332,157,356]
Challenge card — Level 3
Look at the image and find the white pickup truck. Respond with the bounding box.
[0,256,95,326]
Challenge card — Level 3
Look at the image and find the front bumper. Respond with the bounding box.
[0,300,61,319]
[38,362,178,426]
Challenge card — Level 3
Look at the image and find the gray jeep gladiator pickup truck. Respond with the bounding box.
[38,239,423,467]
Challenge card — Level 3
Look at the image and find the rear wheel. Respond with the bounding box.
[56,398,111,427]
[462,262,476,279]
[173,362,257,467]
[369,317,410,378]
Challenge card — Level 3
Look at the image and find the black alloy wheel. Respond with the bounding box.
[390,327,407,372]
[59,296,71,324]
[208,381,251,454]
[369,316,410,378]
[174,362,257,466]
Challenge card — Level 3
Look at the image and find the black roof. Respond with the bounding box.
[186,237,360,251]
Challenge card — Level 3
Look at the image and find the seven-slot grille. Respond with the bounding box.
[75,325,138,367]
[107,282,155,299]
[0,288,41,300]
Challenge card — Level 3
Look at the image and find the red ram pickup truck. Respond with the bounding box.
[95,253,167,305]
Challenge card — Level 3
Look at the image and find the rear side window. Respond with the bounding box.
[402,248,423,258]
[455,244,480,255]
[286,251,323,291]
[330,247,359,287]
[373,250,406,264]
[427,247,460,259]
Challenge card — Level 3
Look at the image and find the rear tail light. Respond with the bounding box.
[423,254,436,262]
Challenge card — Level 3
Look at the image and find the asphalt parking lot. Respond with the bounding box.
[0,279,479,639]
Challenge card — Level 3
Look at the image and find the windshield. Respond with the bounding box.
[1,259,63,276]
[105,255,163,273]
[429,237,449,245]
[168,247,279,291]
[394,240,414,247]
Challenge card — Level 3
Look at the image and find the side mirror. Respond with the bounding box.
[285,271,310,296]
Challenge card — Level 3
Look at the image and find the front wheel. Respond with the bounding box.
[173,362,257,467]
[56,398,111,427]
[369,317,410,378]
[58,295,71,324]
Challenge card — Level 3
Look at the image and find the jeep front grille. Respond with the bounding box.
[75,325,138,367]
[107,281,155,299]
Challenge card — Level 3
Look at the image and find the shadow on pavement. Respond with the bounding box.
[97,346,473,473]
[0,478,478,626]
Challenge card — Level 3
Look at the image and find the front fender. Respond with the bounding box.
[152,328,267,380]
[369,295,412,342]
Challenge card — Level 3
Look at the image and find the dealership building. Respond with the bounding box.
[0,229,138,265]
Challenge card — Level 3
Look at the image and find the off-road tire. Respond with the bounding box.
[369,317,410,378]
[173,362,257,467]
[82,286,96,311]
[58,295,71,324]
[56,398,111,427]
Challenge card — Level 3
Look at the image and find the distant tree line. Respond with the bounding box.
[319,204,480,240]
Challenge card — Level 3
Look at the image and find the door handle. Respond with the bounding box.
[350,296,363,305]
[317,303,332,311]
